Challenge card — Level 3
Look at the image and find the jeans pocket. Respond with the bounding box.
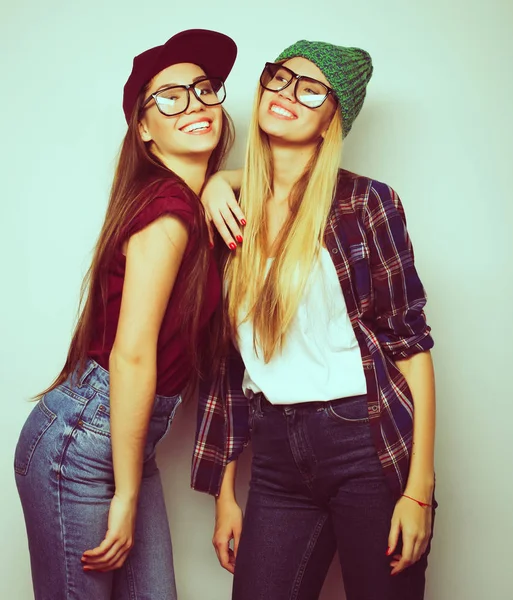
[325,394,370,424]
[88,401,111,436]
[61,423,114,485]
[14,398,56,476]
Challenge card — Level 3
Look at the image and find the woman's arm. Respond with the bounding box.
[387,350,436,575]
[82,214,189,572]
[363,181,436,574]
[397,350,436,497]
[212,460,243,574]
[201,169,244,248]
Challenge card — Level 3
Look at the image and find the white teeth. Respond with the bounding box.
[182,121,210,133]
[270,104,295,118]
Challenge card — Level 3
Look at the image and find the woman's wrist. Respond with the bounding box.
[401,494,432,508]
[215,460,238,506]
[114,489,139,505]
[215,492,238,506]
[205,170,233,189]
[403,477,435,503]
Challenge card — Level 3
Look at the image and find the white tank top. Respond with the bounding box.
[237,247,367,404]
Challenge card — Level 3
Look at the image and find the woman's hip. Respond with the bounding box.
[248,393,384,494]
[14,359,182,481]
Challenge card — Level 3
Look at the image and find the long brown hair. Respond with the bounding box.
[40,85,234,396]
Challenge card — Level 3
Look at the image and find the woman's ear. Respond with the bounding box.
[138,118,152,143]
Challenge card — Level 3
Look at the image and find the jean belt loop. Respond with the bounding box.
[78,359,96,388]
[255,393,264,418]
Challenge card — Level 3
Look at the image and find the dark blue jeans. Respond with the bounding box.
[233,394,434,600]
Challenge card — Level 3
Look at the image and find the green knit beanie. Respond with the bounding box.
[275,40,373,137]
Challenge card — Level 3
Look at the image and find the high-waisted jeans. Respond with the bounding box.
[232,393,435,600]
[14,359,181,600]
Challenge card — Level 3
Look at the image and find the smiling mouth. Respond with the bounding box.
[180,120,213,134]
[269,103,297,119]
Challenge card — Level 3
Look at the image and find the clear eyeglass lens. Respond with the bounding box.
[296,80,328,108]
[297,94,327,108]
[194,78,226,104]
[264,66,292,90]
[155,88,188,116]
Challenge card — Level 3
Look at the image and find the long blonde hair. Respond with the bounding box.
[225,85,342,362]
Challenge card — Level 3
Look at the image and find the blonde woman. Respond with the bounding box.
[192,39,436,600]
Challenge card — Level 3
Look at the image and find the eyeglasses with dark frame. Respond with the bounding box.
[260,62,337,109]
[141,77,227,117]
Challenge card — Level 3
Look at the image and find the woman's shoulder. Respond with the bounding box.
[140,177,199,225]
[335,169,401,213]
[125,177,199,240]
[149,177,197,214]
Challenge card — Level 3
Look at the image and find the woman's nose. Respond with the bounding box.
[278,80,297,103]
[186,89,205,112]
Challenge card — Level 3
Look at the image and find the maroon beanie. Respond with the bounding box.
[123,29,237,123]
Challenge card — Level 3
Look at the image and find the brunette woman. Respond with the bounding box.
[14,29,236,600]
[193,40,436,600]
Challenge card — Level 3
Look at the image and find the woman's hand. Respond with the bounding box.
[212,497,243,574]
[387,494,433,575]
[81,494,137,572]
[201,171,245,249]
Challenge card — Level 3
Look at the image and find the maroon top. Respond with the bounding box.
[88,178,220,396]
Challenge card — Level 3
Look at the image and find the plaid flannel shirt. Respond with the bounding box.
[191,169,434,498]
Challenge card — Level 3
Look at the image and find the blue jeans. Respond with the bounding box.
[14,359,181,600]
[233,394,434,600]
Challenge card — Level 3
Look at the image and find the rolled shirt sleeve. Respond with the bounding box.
[364,181,434,360]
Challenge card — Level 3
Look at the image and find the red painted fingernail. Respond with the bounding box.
[240,219,246,226]
[236,235,243,243]
[386,547,392,556]
[229,243,236,250]
[209,241,214,249]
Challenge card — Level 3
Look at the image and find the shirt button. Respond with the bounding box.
[371,406,379,413]
[331,247,339,254]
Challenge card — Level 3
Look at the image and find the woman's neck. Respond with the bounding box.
[270,142,317,203]
[153,149,209,195]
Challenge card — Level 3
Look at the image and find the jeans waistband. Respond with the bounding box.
[75,359,181,407]
[44,359,181,448]
[257,393,368,413]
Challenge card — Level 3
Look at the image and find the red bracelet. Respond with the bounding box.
[401,494,432,508]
